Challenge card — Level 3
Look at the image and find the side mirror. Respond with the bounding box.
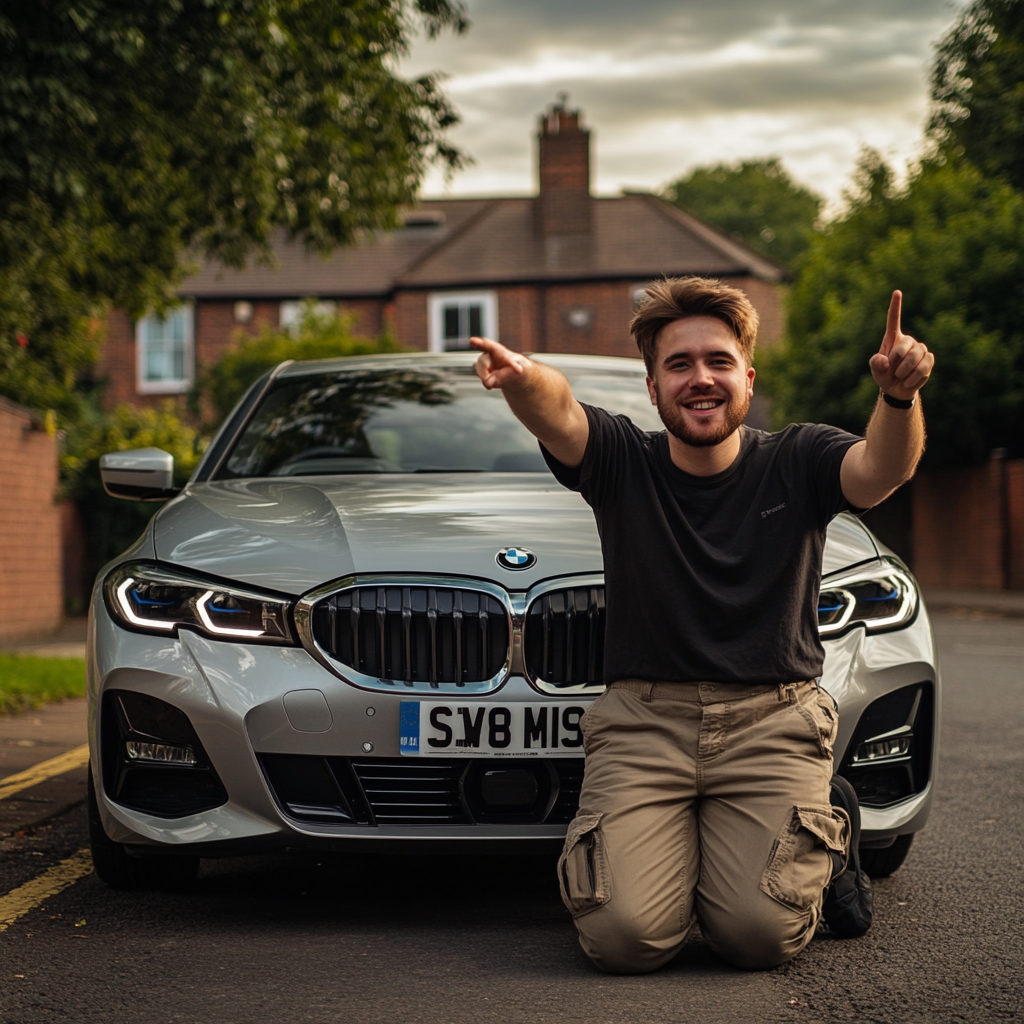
[99,448,181,501]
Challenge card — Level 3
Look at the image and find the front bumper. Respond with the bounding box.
[88,588,939,855]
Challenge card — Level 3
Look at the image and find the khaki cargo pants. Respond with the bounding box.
[557,679,849,973]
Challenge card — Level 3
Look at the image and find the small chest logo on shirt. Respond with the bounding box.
[761,502,787,519]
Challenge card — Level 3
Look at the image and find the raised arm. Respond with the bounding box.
[471,337,589,468]
[840,291,934,509]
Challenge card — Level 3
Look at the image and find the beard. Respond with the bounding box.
[655,388,751,448]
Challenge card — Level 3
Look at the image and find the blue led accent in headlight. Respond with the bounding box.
[131,591,178,606]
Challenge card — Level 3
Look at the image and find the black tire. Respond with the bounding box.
[88,767,199,891]
[860,834,914,879]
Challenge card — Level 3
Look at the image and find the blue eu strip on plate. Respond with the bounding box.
[399,701,421,755]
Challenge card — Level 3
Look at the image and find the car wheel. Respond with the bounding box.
[87,767,199,891]
[860,834,914,878]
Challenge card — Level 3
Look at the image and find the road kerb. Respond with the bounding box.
[0,848,93,933]
[0,744,90,802]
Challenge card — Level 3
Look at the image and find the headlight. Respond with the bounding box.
[105,562,295,643]
[817,564,917,636]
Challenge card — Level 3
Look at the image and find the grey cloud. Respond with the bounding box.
[407,0,968,199]
[432,0,960,58]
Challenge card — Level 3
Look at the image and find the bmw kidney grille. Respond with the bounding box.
[310,585,510,687]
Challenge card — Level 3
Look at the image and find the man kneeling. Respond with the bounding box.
[472,277,932,971]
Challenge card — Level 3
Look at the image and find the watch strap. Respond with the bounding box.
[881,390,915,410]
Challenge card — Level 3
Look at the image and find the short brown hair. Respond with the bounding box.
[630,277,759,373]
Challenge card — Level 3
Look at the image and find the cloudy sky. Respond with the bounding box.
[403,0,968,209]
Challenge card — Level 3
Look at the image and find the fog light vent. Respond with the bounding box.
[853,730,911,764]
[839,683,933,808]
[126,741,197,766]
[101,690,228,818]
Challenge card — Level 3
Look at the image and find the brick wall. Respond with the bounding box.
[60,502,89,614]
[539,281,637,358]
[98,277,782,405]
[392,291,429,351]
[97,297,389,410]
[1007,460,1024,590]
[95,308,137,408]
[393,277,785,360]
[911,456,1024,591]
[0,400,63,641]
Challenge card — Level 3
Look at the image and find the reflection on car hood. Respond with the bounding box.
[152,476,879,595]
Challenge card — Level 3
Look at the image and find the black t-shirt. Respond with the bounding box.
[542,405,863,684]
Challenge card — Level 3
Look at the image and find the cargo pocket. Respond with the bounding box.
[795,691,839,759]
[760,805,848,911]
[558,812,611,918]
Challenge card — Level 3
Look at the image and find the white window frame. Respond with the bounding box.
[135,303,194,395]
[428,291,498,353]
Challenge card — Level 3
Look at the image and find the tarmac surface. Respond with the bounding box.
[0,606,1022,1023]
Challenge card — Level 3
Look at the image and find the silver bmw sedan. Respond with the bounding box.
[87,353,938,889]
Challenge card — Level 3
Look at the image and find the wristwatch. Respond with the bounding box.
[881,390,915,410]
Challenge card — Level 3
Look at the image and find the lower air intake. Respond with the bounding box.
[258,754,586,826]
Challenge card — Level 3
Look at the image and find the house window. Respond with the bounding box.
[428,292,498,352]
[279,300,338,335]
[136,305,193,394]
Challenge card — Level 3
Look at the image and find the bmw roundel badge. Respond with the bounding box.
[496,546,536,571]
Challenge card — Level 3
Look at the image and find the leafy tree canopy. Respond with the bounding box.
[760,151,1024,467]
[190,302,404,426]
[61,402,206,588]
[663,158,823,269]
[0,0,467,418]
[930,0,1024,192]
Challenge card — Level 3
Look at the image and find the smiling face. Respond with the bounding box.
[645,316,756,448]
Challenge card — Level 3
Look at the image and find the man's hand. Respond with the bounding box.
[469,336,589,468]
[840,291,931,509]
[471,336,529,390]
[869,291,934,401]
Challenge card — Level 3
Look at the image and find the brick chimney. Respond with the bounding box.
[536,98,592,262]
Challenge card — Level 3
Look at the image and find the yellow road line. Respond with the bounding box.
[0,848,93,932]
[0,744,90,802]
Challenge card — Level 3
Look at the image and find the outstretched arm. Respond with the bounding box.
[840,291,934,509]
[471,337,589,468]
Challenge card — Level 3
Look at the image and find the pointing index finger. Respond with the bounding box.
[883,290,902,350]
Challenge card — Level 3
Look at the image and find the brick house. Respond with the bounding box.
[96,101,785,412]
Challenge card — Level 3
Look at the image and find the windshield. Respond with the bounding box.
[219,363,663,478]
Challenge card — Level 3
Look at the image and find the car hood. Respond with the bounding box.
[152,475,879,595]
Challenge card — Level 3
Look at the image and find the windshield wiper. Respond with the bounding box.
[413,467,486,473]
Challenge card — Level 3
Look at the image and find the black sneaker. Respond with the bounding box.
[822,774,873,938]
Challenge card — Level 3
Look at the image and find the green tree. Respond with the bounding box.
[0,0,467,419]
[62,403,206,589]
[761,152,1024,467]
[190,303,404,426]
[930,0,1024,192]
[663,158,823,268]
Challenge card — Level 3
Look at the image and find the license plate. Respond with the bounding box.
[399,701,588,757]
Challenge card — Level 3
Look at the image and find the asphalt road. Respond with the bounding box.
[1,612,1022,1024]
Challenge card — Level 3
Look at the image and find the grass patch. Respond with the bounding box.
[0,655,87,715]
